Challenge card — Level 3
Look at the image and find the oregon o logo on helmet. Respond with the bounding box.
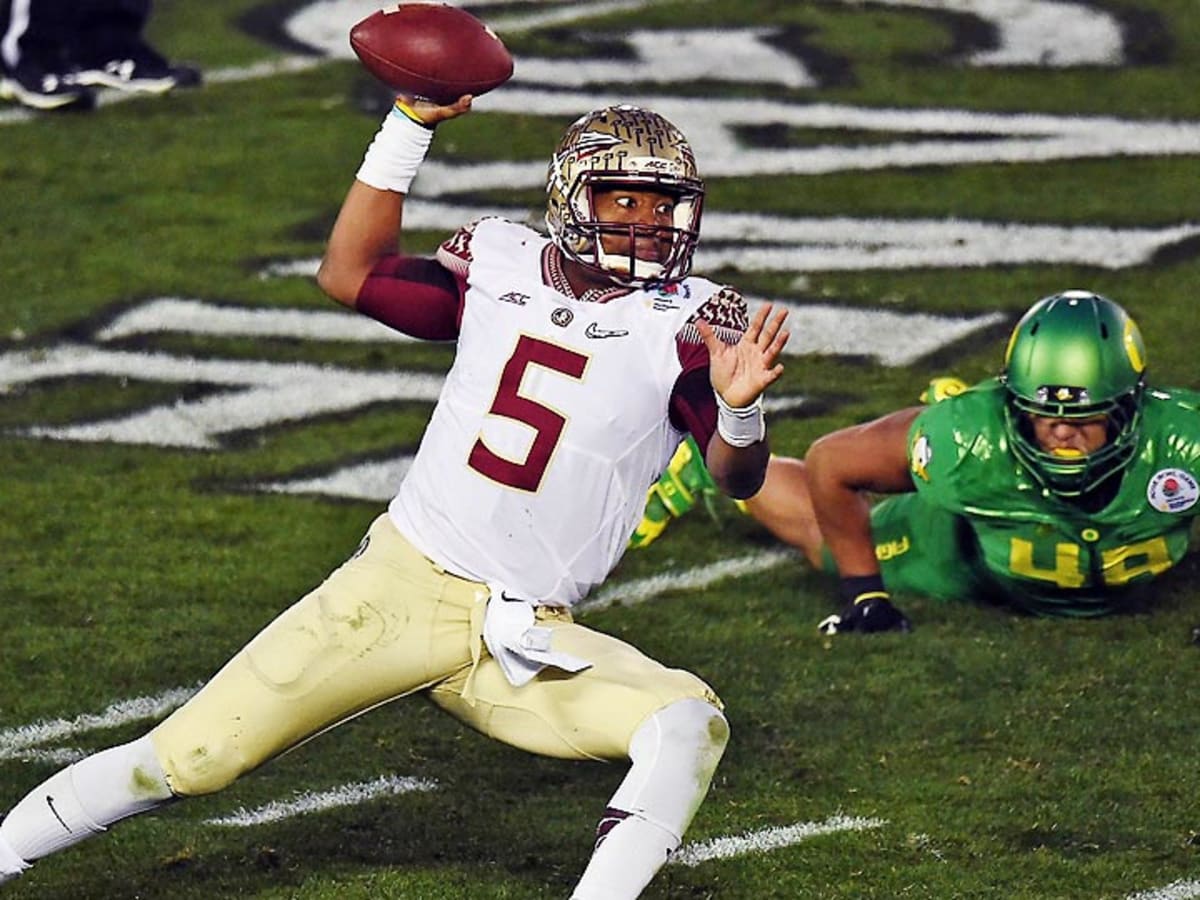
[1123,316,1147,372]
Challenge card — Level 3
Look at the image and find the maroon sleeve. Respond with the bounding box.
[669,284,750,451]
[354,254,465,341]
[670,354,717,452]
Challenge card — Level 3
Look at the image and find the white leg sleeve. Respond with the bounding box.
[0,831,30,883]
[571,698,729,900]
[571,811,677,900]
[0,735,174,864]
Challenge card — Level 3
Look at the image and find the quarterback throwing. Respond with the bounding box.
[0,97,788,899]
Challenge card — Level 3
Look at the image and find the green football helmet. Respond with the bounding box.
[1000,291,1146,497]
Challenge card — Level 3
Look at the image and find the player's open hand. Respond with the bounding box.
[698,303,789,408]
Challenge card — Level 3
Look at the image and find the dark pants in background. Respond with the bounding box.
[1,0,153,73]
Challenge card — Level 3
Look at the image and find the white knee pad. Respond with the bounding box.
[571,700,729,900]
[609,698,729,840]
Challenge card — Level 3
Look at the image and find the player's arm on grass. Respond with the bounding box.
[807,406,920,634]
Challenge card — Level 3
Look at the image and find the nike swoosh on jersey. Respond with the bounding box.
[584,322,630,339]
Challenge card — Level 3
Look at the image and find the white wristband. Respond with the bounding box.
[715,393,766,448]
[355,101,434,194]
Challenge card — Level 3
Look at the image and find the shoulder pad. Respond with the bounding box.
[1141,386,1200,469]
[436,216,532,277]
[908,382,1010,506]
[681,286,748,346]
[436,221,478,276]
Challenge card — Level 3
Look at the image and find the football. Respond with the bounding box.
[349,3,514,104]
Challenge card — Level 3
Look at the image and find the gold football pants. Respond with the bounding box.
[150,514,720,795]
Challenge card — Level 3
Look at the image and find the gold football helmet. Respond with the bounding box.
[545,105,704,286]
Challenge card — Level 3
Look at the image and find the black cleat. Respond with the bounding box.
[0,65,95,111]
[71,42,199,94]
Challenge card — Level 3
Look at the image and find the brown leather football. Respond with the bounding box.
[350,3,513,104]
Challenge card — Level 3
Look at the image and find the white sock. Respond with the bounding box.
[0,831,30,882]
[571,699,729,899]
[571,811,678,900]
[0,735,174,863]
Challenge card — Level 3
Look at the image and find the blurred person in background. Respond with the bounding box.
[0,0,199,111]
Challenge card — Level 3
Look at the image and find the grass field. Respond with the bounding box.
[2,1,1200,897]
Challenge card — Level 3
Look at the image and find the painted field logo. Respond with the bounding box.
[1147,468,1200,513]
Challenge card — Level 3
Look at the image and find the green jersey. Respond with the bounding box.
[895,379,1200,616]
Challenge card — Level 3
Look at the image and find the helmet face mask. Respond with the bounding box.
[1000,291,1147,497]
[545,105,704,287]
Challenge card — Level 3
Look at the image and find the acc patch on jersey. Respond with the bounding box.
[1146,468,1200,513]
[910,431,933,482]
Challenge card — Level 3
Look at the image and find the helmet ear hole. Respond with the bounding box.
[1001,291,1146,496]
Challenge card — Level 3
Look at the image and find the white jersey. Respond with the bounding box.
[389,218,719,606]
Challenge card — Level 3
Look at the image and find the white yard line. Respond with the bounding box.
[672,814,887,866]
[580,549,796,614]
[0,685,196,761]
[205,774,438,827]
[205,777,883,872]
[1126,882,1200,900]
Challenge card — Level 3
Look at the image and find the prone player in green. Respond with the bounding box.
[745,290,1200,631]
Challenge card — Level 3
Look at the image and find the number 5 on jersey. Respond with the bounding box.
[469,335,589,492]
